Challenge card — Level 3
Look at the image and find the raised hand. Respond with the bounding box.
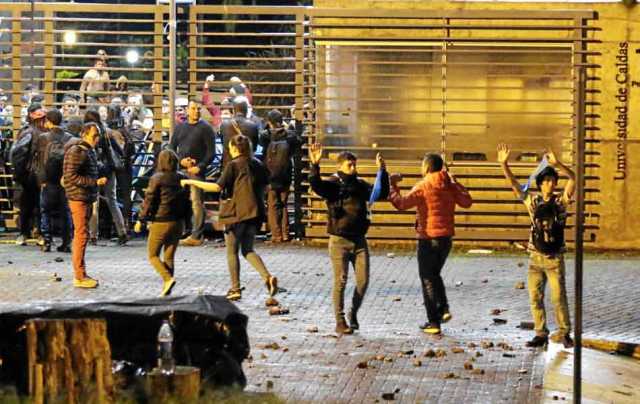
[545,149,558,166]
[497,143,511,164]
[308,143,323,165]
[390,173,403,186]
[376,152,386,170]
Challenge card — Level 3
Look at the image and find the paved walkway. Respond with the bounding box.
[0,239,638,402]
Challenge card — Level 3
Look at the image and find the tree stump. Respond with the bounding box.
[145,366,200,403]
[25,318,113,404]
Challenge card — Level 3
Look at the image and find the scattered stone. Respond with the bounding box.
[413,359,422,367]
[497,342,513,351]
[518,369,528,374]
[435,349,447,358]
[463,361,474,370]
[381,392,395,401]
[260,342,280,350]
[50,273,62,282]
[282,347,289,352]
[455,281,463,287]
[376,354,386,361]
[451,347,464,354]
[7,261,12,264]
[384,357,393,363]
[502,353,516,358]
[481,341,494,349]
[467,342,477,349]
[265,297,279,307]
[443,372,457,379]
[54,257,64,263]
[357,361,369,369]
[386,253,395,258]
[266,380,274,389]
[306,325,319,333]
[472,368,485,375]
[281,336,287,340]
[517,262,525,267]
[475,351,483,357]
[515,281,525,290]
[518,321,535,330]
[392,297,401,302]
[423,349,436,358]
[402,349,414,355]
[268,306,290,315]
[553,395,559,400]
[355,343,364,348]
[260,353,268,359]
[493,318,508,325]
[490,309,503,315]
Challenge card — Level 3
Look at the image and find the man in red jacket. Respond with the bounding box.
[389,153,472,335]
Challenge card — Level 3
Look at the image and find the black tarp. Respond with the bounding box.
[0,295,249,392]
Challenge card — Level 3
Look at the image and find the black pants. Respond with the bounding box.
[417,237,452,325]
[115,168,132,230]
[16,175,40,237]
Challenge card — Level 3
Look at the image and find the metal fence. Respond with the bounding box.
[0,3,599,245]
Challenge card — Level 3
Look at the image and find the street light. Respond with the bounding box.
[63,30,77,46]
[126,49,140,65]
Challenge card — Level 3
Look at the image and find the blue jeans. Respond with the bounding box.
[40,183,72,246]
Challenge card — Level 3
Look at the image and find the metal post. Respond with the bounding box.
[169,0,177,141]
[573,18,587,404]
[30,0,34,90]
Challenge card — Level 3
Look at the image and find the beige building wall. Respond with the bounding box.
[314,0,640,249]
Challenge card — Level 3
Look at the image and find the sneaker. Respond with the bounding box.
[180,236,203,247]
[335,319,353,335]
[56,245,71,253]
[117,234,128,246]
[267,276,279,297]
[525,335,549,348]
[73,277,99,289]
[420,322,442,335]
[89,237,98,246]
[41,241,52,252]
[441,310,452,323]
[226,288,242,301]
[36,236,46,247]
[348,310,359,330]
[15,235,27,246]
[160,278,176,297]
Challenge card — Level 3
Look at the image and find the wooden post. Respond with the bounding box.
[145,366,200,402]
[26,319,113,403]
[154,9,165,142]
[43,10,55,108]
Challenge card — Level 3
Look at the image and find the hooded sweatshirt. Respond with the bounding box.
[389,170,472,239]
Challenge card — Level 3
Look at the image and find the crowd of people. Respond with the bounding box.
[3,51,577,350]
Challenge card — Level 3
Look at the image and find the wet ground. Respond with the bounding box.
[0,239,638,402]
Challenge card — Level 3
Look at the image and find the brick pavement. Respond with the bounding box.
[0,239,638,403]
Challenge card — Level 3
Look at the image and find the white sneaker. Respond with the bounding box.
[15,235,26,246]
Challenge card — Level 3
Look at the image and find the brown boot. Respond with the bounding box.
[335,318,353,335]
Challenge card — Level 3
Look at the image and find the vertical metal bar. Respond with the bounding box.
[153,9,164,142]
[43,10,54,108]
[440,17,448,159]
[188,6,198,100]
[169,0,177,141]
[30,0,35,90]
[293,10,305,239]
[573,17,587,404]
[11,9,22,139]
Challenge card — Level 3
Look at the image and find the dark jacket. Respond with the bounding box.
[217,156,269,224]
[169,119,216,177]
[33,127,73,185]
[62,138,99,203]
[259,126,302,190]
[220,114,259,168]
[309,164,389,238]
[139,171,189,223]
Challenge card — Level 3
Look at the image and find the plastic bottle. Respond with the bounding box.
[157,320,175,375]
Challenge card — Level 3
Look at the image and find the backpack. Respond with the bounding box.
[531,194,566,255]
[44,135,68,184]
[218,161,258,225]
[265,138,290,184]
[9,130,33,181]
